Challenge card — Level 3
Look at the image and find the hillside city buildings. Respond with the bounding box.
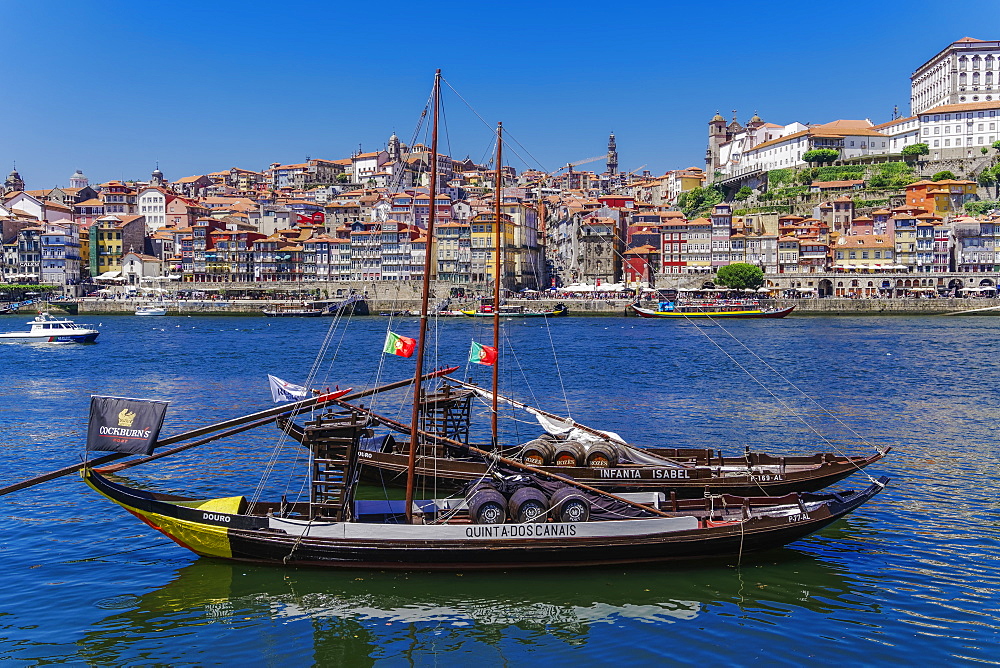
[2,37,1000,297]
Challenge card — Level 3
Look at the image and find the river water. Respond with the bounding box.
[0,313,997,665]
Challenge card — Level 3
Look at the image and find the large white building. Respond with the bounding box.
[705,38,1000,183]
[916,100,1000,160]
[871,116,922,153]
[137,187,169,230]
[710,118,891,179]
[911,37,1000,115]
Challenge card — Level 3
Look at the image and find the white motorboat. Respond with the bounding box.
[0,312,99,343]
[135,304,168,316]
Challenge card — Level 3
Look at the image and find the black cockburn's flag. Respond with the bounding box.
[86,396,169,455]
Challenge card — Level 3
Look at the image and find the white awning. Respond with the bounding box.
[96,271,122,279]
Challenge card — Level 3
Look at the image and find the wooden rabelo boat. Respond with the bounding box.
[48,71,887,570]
[305,381,889,499]
[631,302,794,319]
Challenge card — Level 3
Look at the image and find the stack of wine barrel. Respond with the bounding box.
[465,479,592,525]
[519,434,620,468]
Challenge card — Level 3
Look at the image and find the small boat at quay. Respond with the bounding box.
[262,304,324,317]
[135,304,168,316]
[0,312,99,343]
[631,301,794,319]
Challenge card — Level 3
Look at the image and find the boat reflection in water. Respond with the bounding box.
[78,548,869,665]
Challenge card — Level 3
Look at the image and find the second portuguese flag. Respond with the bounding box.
[469,341,498,366]
[383,331,416,358]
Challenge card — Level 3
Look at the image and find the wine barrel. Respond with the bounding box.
[585,442,619,468]
[520,439,555,466]
[550,486,591,523]
[507,486,549,523]
[551,440,585,467]
[467,486,507,524]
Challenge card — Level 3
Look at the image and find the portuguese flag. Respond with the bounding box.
[383,331,416,358]
[469,341,498,366]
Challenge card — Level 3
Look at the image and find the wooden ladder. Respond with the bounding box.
[306,412,371,520]
[419,385,473,448]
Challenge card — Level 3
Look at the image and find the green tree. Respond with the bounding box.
[932,170,956,181]
[336,173,349,183]
[716,263,765,291]
[803,149,839,164]
[868,174,889,188]
[978,164,1000,199]
[965,200,1000,216]
[993,140,1000,151]
[796,167,817,185]
[982,147,990,155]
[735,186,753,200]
[677,185,723,218]
[902,143,930,157]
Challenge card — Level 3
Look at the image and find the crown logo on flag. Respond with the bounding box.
[117,408,137,428]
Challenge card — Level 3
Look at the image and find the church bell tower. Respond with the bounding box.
[606,133,618,175]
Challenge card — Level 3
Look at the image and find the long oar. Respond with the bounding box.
[0,367,458,497]
[95,366,460,475]
[0,453,127,496]
[93,390,354,474]
[326,398,675,519]
[0,393,345,498]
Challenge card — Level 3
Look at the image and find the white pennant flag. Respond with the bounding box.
[268,375,308,402]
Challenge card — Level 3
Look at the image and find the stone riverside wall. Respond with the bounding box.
[65,297,1000,316]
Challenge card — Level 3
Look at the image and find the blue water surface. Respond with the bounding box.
[0,313,997,665]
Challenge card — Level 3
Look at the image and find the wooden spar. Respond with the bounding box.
[0,453,125,497]
[328,397,675,519]
[341,366,458,402]
[0,368,458,497]
[441,376,691,467]
[151,368,453,452]
[491,121,502,448]
[97,368,456,475]
[406,69,441,523]
[94,410,311,474]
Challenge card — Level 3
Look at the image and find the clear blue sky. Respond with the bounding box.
[7,0,1000,188]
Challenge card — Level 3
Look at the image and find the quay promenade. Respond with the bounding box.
[53,296,1000,316]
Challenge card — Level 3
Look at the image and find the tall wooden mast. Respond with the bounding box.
[405,69,441,522]
[491,122,502,447]
[490,122,503,450]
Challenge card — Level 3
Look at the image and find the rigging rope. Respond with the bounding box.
[681,317,879,485]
